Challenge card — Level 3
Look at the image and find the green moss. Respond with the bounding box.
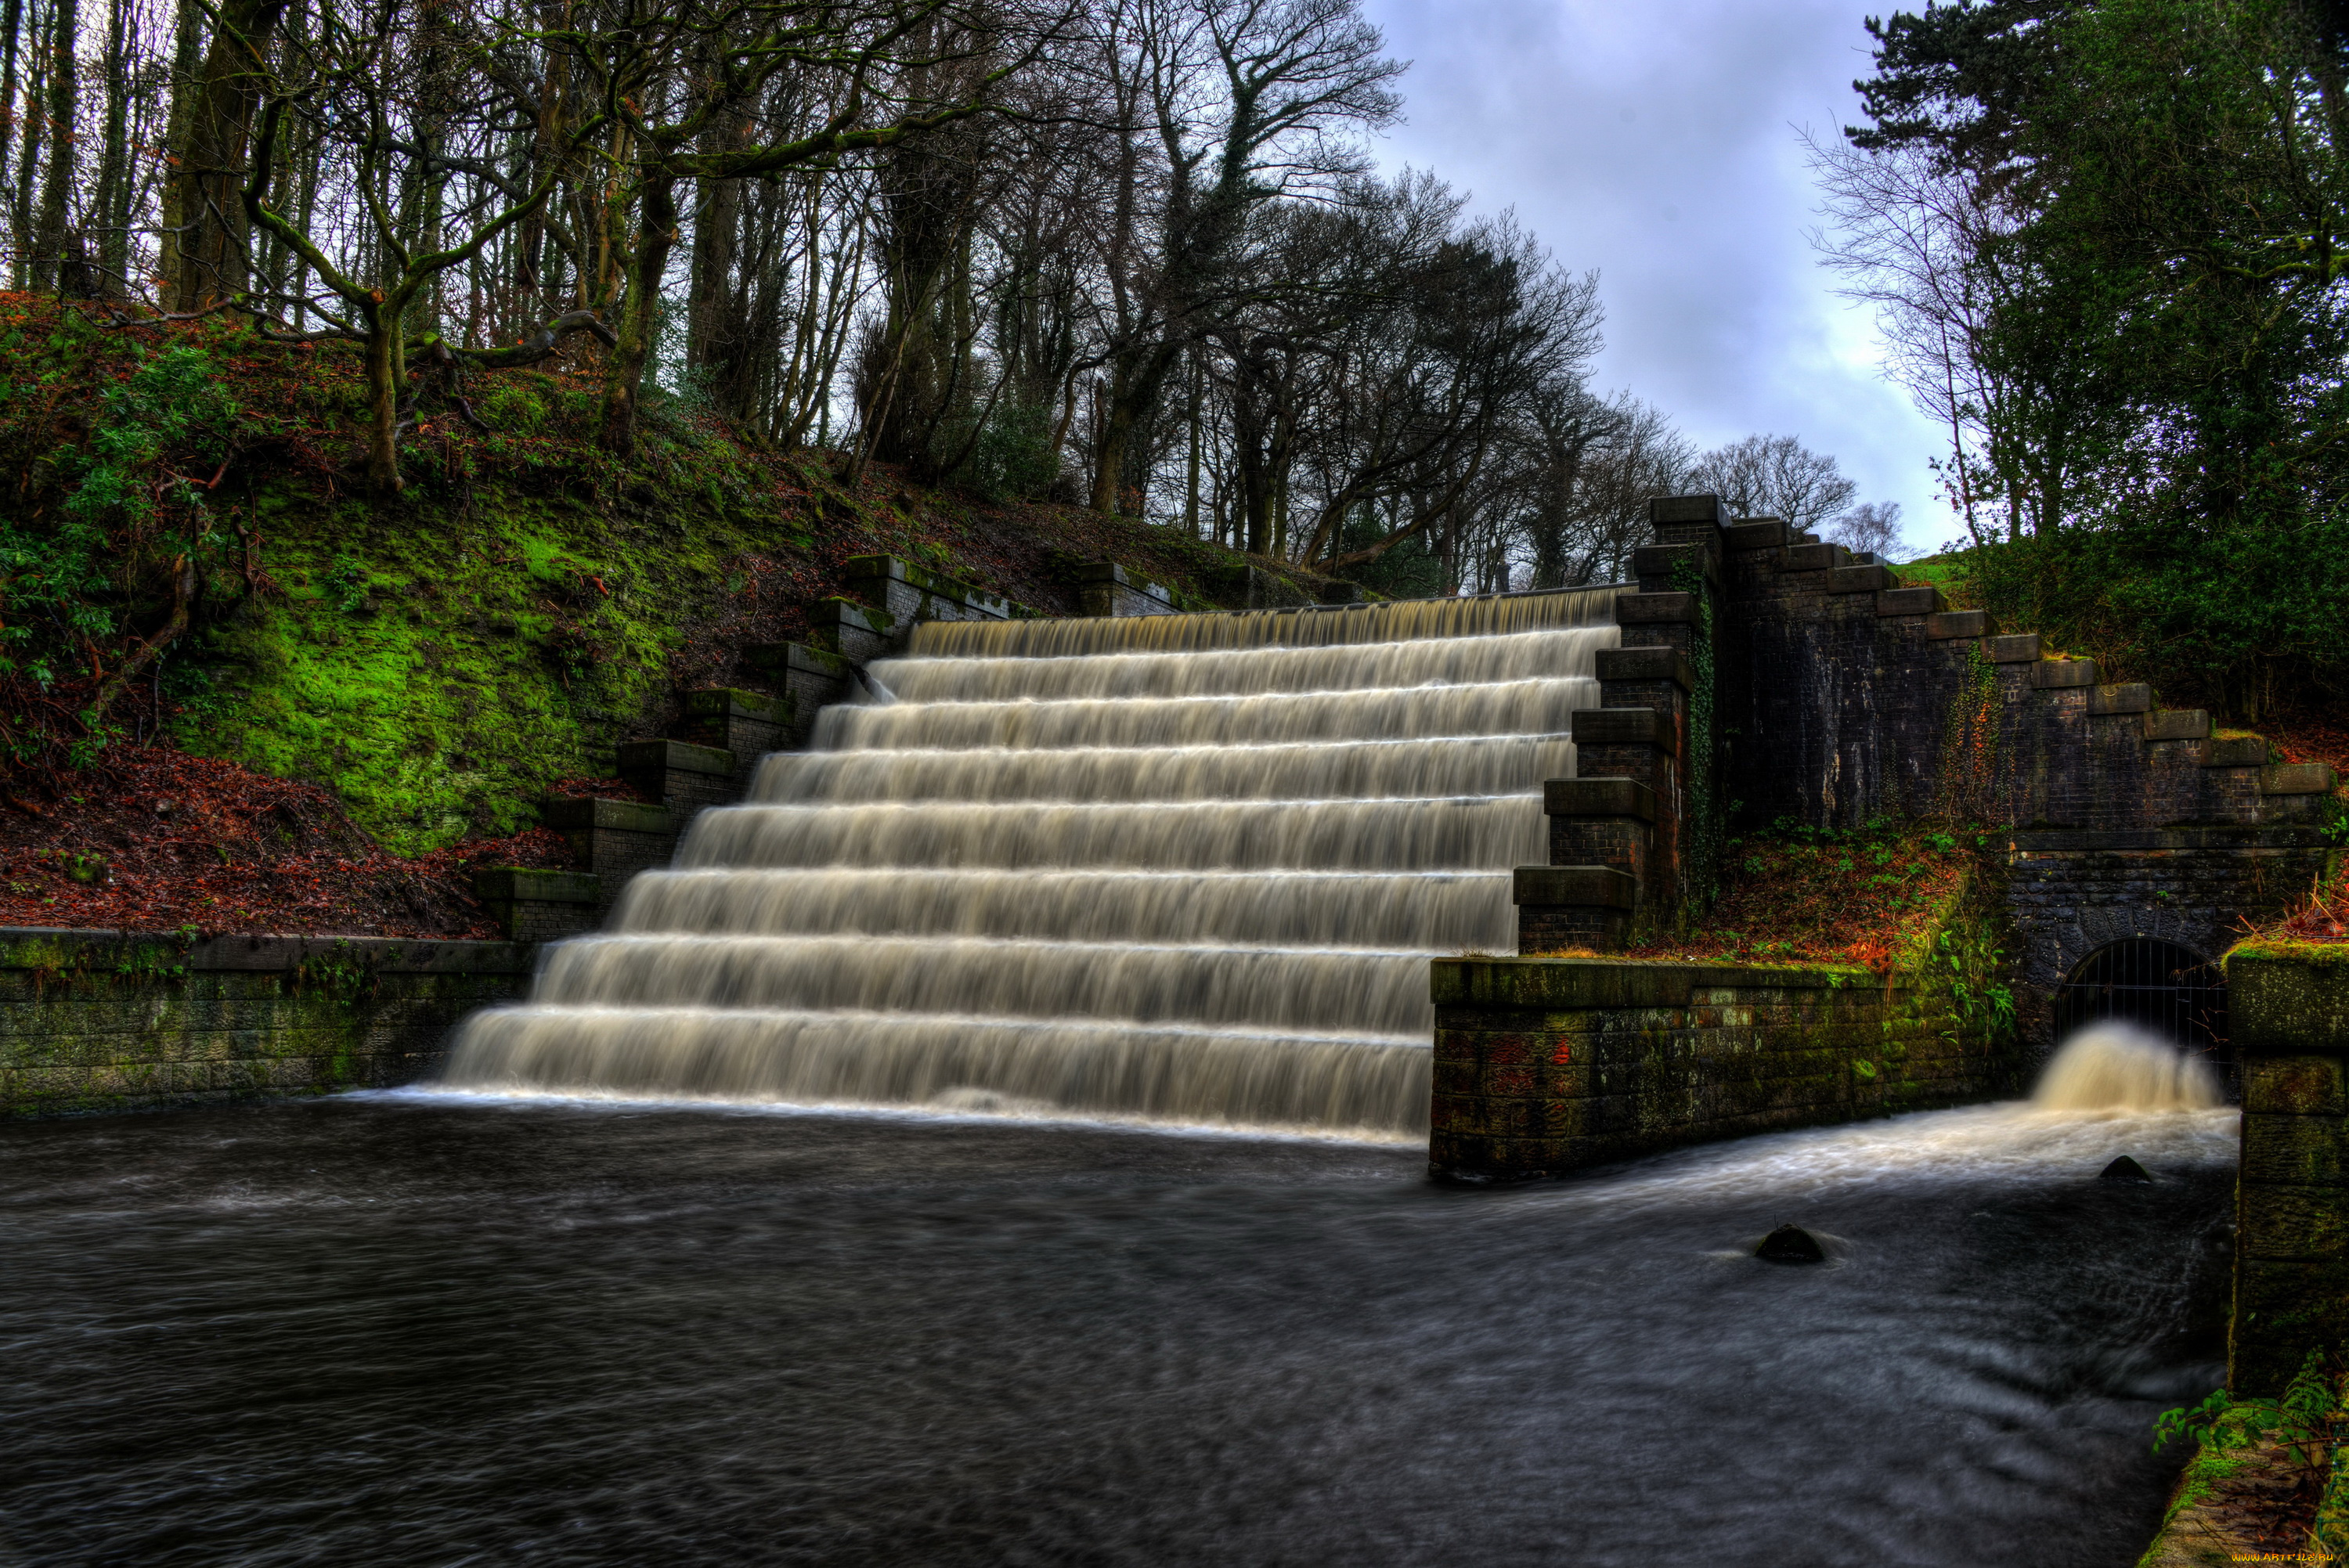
[2231,939,2349,966]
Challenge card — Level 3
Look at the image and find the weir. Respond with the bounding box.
[442,588,1622,1135]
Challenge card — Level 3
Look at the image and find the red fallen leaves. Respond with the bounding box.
[0,744,573,939]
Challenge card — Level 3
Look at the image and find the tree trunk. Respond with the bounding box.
[92,0,128,296]
[601,170,676,456]
[363,307,404,495]
[170,0,285,309]
[153,0,203,294]
[10,0,43,290]
[28,0,74,292]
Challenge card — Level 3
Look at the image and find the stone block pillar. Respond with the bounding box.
[2228,950,2349,1397]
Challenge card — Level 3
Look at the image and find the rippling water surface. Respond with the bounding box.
[0,1096,2234,1566]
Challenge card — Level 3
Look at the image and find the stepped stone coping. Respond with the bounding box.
[1614,591,1699,624]
[684,687,788,725]
[1544,778,1659,819]
[1594,647,1696,690]
[1781,542,1848,572]
[472,867,601,904]
[1985,632,2044,663]
[2089,683,2153,715]
[1513,866,1637,908]
[1723,519,1788,550]
[2012,826,2325,852]
[1631,542,1719,586]
[1876,586,1946,616]
[742,640,850,679]
[2030,658,2098,688]
[843,554,1017,619]
[539,797,675,834]
[2261,763,2333,795]
[1826,564,1894,594]
[617,737,735,777]
[2145,709,2213,741]
[1073,561,1178,615]
[1570,707,1680,754]
[1926,610,1991,639]
[0,928,539,975]
[1651,495,1727,525]
[2205,736,2270,768]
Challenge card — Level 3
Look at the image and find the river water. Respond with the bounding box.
[0,1093,2233,1566]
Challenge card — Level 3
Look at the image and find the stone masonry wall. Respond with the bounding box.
[1430,956,2018,1181]
[2225,947,2349,1396]
[0,928,536,1118]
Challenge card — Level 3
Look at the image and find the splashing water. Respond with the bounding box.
[441,589,1622,1134]
[2030,1021,2225,1112]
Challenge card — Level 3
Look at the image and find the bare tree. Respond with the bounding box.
[1688,431,1856,535]
[1831,499,1903,560]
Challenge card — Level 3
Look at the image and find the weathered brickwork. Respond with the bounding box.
[1430,957,2015,1181]
[2226,950,2349,1396]
[0,929,535,1118]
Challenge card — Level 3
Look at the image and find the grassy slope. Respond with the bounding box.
[0,298,1315,853]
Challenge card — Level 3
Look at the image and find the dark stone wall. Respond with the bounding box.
[1429,955,2018,1181]
[0,928,535,1117]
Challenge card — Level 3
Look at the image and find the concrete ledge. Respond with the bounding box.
[2029,658,2098,688]
[2146,709,2213,741]
[539,797,675,835]
[1593,647,1695,690]
[1544,778,1659,820]
[845,554,1014,620]
[1075,562,1178,618]
[805,597,897,658]
[1431,954,1874,1010]
[1925,609,1990,639]
[2013,826,2327,852]
[1630,542,1718,586]
[2230,949,2349,1054]
[2261,762,2335,795]
[617,738,735,778]
[1512,866,1637,909]
[1613,591,1698,625]
[1875,585,1944,616]
[1780,542,1846,572]
[2088,683,2152,715]
[742,640,851,680]
[1722,519,1788,550]
[2205,736,2270,768]
[471,868,600,905]
[1650,495,1726,525]
[1570,707,1680,755]
[1985,633,2044,663]
[1826,564,1894,594]
[683,688,788,726]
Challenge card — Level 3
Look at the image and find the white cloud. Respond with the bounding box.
[1363,0,1956,556]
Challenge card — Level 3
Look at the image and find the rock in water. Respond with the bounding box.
[2099,1155,2152,1184]
[1756,1224,1825,1264]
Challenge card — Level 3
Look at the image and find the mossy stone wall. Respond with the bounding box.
[1429,956,2022,1181]
[0,928,534,1117]
[2227,945,2349,1395]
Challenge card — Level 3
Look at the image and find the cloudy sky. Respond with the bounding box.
[1362,0,1950,557]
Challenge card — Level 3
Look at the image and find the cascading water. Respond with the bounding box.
[2031,1021,2226,1112]
[442,589,1622,1134]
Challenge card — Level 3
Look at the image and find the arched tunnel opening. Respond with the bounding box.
[2052,937,2232,1087]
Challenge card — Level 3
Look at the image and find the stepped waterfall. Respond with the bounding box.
[443,588,1622,1137]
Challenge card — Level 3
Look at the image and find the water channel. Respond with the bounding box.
[2,1090,2232,1566]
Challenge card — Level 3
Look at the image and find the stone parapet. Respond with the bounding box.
[676,688,789,789]
[616,738,737,818]
[471,867,602,943]
[1428,956,2015,1181]
[0,928,536,1118]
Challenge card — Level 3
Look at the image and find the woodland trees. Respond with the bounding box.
[0,0,1877,593]
[1822,0,2349,713]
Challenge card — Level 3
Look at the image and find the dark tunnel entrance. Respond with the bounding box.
[2052,938,2230,1077]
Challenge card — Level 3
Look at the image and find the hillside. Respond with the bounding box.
[0,297,1326,874]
